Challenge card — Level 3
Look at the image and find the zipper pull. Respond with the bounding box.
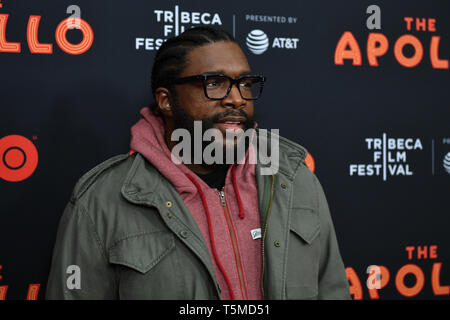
[218,190,225,206]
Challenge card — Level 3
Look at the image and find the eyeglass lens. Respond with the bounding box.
[205,76,262,99]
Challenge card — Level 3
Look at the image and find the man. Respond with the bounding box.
[46,26,350,300]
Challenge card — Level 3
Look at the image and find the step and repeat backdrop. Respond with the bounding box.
[0,0,449,300]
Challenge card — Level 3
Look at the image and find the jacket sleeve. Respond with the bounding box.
[45,199,117,299]
[313,175,351,300]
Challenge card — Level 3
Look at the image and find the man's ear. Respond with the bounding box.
[155,87,173,118]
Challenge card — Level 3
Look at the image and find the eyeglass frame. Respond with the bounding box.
[172,73,266,101]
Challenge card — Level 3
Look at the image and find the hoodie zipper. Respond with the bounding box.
[218,188,248,300]
[260,174,275,299]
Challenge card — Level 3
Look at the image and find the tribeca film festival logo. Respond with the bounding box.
[0,135,38,182]
[349,133,423,181]
[334,5,448,69]
[136,5,222,51]
[0,2,94,55]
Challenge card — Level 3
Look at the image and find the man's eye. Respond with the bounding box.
[206,78,227,88]
[206,81,218,87]
[240,81,252,87]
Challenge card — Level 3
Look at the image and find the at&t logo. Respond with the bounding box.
[443,152,450,175]
[245,29,299,55]
[246,30,269,55]
[0,135,38,182]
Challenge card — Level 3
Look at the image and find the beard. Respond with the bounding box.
[170,99,256,166]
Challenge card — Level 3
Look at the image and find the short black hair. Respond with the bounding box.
[150,26,237,112]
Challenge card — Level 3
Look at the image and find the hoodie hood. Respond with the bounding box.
[129,106,257,201]
[129,107,198,200]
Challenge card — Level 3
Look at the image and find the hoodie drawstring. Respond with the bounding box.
[185,166,246,299]
[231,164,245,219]
[186,173,236,300]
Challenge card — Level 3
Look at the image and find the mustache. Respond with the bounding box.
[209,109,250,123]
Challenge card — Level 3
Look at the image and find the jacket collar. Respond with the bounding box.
[121,152,165,205]
[255,128,308,181]
[121,128,308,202]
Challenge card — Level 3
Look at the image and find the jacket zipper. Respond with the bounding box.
[218,188,248,300]
[260,174,275,299]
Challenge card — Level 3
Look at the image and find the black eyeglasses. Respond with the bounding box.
[172,74,266,100]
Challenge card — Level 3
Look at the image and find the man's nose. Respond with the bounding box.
[221,83,246,109]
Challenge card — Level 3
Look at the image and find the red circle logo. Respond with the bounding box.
[0,135,39,182]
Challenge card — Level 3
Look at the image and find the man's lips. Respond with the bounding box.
[214,116,246,130]
[215,123,243,130]
[215,116,246,123]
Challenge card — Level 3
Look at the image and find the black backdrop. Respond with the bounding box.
[0,0,449,300]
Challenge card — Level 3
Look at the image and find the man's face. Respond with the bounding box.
[169,41,256,161]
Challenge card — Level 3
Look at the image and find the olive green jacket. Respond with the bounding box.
[45,132,350,300]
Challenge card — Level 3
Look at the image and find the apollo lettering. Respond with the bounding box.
[334,31,448,69]
[0,284,41,300]
[0,265,41,300]
[0,14,94,55]
[347,245,450,299]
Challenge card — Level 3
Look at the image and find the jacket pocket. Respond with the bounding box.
[286,285,318,300]
[108,231,181,299]
[286,207,320,299]
[289,207,320,244]
[108,231,175,274]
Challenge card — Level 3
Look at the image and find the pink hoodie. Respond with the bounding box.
[129,106,262,300]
